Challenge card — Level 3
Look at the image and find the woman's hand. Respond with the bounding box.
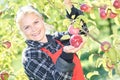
[63,40,85,53]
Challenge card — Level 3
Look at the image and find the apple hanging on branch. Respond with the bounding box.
[68,19,111,50]
[65,4,111,51]
[68,23,83,48]
[0,71,9,80]
[2,41,11,49]
[99,6,117,20]
[109,11,117,19]
[99,7,107,20]
[80,4,92,13]
[68,24,79,35]
[113,0,120,9]
[100,41,111,52]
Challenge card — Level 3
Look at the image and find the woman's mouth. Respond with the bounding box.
[32,31,40,37]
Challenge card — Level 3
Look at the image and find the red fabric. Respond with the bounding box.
[40,40,85,80]
[41,40,63,64]
[40,47,62,64]
[72,54,85,80]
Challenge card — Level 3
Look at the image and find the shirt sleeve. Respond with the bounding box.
[59,39,74,63]
[60,51,73,63]
[22,48,73,80]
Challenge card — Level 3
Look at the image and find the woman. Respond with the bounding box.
[15,5,85,80]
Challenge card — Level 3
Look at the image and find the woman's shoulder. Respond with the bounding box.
[22,47,45,59]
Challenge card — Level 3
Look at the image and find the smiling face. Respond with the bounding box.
[19,13,47,42]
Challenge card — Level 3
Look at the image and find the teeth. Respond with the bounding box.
[32,32,40,36]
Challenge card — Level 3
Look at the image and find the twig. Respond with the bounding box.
[80,19,102,45]
[71,2,81,5]
[47,0,65,16]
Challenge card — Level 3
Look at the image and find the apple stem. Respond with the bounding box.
[47,0,65,16]
[81,28,102,45]
[86,32,102,45]
[70,19,76,25]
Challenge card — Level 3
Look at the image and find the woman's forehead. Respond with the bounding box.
[24,13,39,19]
[21,13,41,22]
[19,13,39,27]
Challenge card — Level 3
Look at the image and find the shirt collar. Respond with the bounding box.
[25,35,55,49]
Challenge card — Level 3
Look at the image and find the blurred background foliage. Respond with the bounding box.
[0,0,120,80]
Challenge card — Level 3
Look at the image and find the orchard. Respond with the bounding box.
[0,0,120,80]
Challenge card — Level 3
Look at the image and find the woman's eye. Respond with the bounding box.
[34,21,39,24]
[24,26,29,30]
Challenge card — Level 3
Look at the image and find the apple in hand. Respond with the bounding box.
[70,34,83,48]
[68,25,79,35]
[100,41,111,52]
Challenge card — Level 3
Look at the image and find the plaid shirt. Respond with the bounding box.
[22,32,75,80]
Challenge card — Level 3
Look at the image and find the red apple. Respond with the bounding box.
[70,34,83,48]
[101,41,111,52]
[113,0,120,9]
[109,11,117,18]
[99,7,107,19]
[2,41,11,49]
[0,72,9,80]
[80,4,91,13]
[68,25,79,35]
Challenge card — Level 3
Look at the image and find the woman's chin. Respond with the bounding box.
[32,37,41,41]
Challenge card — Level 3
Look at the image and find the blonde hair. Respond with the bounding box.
[16,5,42,26]
[15,5,54,35]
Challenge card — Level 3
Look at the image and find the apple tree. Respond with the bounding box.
[0,0,120,80]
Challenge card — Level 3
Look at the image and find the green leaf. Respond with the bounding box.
[63,19,70,27]
[105,48,118,64]
[89,54,94,64]
[89,25,100,35]
[77,15,88,23]
[102,59,109,71]
[60,35,70,40]
[108,70,113,79]
[88,20,96,26]
[86,71,99,79]
[114,17,120,25]
[90,12,96,19]
[96,58,103,68]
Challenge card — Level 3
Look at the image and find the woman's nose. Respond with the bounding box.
[31,25,37,32]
